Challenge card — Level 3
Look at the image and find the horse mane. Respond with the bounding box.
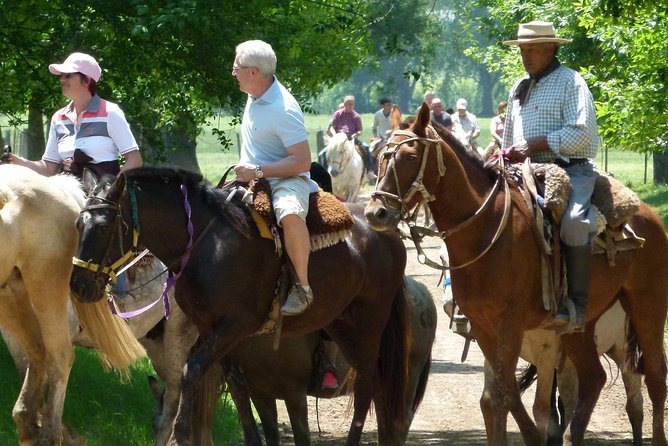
[117,167,249,235]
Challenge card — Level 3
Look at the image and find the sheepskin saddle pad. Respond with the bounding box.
[508,162,645,265]
[251,178,354,252]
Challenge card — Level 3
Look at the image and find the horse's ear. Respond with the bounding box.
[390,105,402,130]
[82,168,99,194]
[412,102,431,135]
[107,172,127,201]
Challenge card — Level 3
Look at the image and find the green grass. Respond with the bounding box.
[0,343,243,445]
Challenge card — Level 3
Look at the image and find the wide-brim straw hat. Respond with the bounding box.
[503,21,572,46]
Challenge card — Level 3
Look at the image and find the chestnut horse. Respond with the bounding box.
[365,104,668,446]
[69,167,411,446]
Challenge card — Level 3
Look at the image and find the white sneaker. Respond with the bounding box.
[281,284,313,316]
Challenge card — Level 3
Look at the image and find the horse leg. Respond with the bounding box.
[533,357,558,443]
[606,343,644,446]
[170,317,250,446]
[326,327,378,446]
[283,394,310,446]
[559,329,605,446]
[555,358,578,440]
[146,307,199,446]
[477,325,543,446]
[0,279,50,444]
[221,360,263,446]
[480,359,507,445]
[253,396,281,446]
[26,279,74,446]
[622,294,667,446]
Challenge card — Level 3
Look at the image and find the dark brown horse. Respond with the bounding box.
[69,167,411,446]
[364,104,668,446]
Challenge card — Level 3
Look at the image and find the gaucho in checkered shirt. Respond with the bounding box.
[503,21,599,333]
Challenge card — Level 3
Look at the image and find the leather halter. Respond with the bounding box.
[72,190,139,284]
[372,128,511,271]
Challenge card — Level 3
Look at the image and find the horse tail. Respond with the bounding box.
[624,316,644,374]
[410,351,431,414]
[376,282,411,434]
[71,296,145,373]
[517,363,538,394]
[192,359,221,446]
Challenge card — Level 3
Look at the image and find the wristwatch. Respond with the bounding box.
[254,165,264,179]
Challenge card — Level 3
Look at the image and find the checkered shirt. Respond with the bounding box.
[503,65,599,163]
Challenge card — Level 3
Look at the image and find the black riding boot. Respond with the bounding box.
[555,244,592,332]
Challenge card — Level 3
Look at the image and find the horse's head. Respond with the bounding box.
[70,172,133,303]
[365,103,447,231]
[325,132,354,177]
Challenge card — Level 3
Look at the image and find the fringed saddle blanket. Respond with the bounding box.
[250,178,354,252]
[509,162,645,266]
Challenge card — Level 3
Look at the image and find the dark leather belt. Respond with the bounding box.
[554,158,588,168]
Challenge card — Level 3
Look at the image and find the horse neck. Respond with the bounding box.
[127,182,218,267]
[429,142,494,231]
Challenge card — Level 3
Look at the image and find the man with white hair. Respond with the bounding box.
[232,40,318,316]
[503,21,600,332]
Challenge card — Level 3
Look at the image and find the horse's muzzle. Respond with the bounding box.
[70,268,108,303]
[364,198,401,232]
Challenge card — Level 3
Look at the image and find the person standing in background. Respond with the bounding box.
[451,98,481,155]
[430,97,453,131]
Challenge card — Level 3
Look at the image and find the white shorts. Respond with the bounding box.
[268,176,310,225]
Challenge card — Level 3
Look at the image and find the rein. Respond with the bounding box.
[373,129,511,271]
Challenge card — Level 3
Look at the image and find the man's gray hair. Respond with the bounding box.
[235,40,277,76]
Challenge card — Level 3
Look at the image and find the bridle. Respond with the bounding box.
[327,138,353,174]
[72,182,217,320]
[371,128,512,271]
[72,190,139,284]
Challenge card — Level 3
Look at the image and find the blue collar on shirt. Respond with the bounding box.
[251,76,278,105]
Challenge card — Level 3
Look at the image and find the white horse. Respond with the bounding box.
[324,132,365,201]
[0,165,145,445]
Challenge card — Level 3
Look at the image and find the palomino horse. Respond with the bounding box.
[69,167,412,446]
[365,104,668,446]
[0,165,145,445]
[325,132,365,201]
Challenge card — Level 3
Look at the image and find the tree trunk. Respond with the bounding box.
[162,128,201,173]
[653,149,668,184]
[26,105,45,160]
[478,67,498,118]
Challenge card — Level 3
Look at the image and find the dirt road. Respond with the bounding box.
[273,192,663,445]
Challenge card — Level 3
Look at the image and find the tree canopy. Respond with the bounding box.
[2,0,666,171]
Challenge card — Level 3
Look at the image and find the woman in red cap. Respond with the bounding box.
[6,52,142,178]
